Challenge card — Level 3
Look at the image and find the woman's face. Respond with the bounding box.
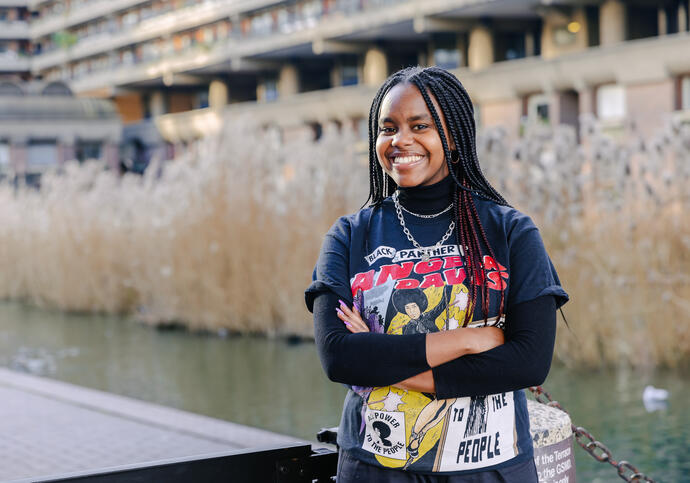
[404,302,421,320]
[375,82,452,188]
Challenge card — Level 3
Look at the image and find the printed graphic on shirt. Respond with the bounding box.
[363,409,407,460]
[350,245,514,472]
[435,393,517,471]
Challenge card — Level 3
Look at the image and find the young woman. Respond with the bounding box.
[305,66,568,482]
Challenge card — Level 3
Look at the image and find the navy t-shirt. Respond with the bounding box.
[306,193,568,475]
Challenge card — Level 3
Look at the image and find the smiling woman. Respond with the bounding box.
[306,66,568,482]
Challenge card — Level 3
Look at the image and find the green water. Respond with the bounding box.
[0,301,687,482]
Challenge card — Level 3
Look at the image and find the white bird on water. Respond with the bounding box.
[642,385,669,413]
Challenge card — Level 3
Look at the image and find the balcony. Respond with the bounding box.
[30,0,283,72]
[155,83,376,142]
[0,20,29,39]
[151,32,690,143]
[0,51,30,71]
[29,0,150,38]
[37,0,470,89]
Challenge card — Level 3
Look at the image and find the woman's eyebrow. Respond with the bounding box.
[379,114,432,123]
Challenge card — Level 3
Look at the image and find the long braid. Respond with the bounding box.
[366,66,509,326]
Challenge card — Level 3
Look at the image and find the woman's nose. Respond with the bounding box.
[392,127,413,146]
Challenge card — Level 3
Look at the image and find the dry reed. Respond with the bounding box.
[0,114,687,368]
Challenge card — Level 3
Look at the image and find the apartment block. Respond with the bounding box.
[2,0,690,173]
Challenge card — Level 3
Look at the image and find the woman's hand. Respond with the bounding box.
[336,300,370,333]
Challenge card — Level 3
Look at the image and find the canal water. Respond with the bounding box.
[0,301,687,482]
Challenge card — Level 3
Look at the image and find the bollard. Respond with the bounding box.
[528,399,576,483]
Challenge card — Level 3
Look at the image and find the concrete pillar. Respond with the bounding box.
[277,64,299,98]
[103,141,119,172]
[363,47,388,86]
[525,31,535,57]
[209,79,228,109]
[457,35,467,67]
[330,64,341,88]
[658,7,668,35]
[58,135,76,165]
[577,86,595,115]
[149,91,166,117]
[599,0,626,46]
[9,137,27,175]
[468,25,493,71]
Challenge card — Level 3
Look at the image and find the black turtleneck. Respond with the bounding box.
[310,176,557,398]
[396,175,455,215]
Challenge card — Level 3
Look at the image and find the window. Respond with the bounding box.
[433,33,461,70]
[597,84,626,120]
[194,90,209,109]
[341,58,358,86]
[527,94,550,124]
[0,142,9,169]
[627,6,658,40]
[263,78,278,102]
[682,75,690,110]
[27,140,58,170]
[76,141,102,162]
[494,32,525,62]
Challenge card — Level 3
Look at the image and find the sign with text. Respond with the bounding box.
[533,438,576,483]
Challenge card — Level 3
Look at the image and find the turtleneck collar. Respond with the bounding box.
[396,175,454,215]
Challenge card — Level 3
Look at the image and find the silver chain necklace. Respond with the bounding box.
[393,191,455,262]
[391,192,453,219]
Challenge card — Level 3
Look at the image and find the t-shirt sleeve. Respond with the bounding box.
[507,214,568,309]
[305,217,354,312]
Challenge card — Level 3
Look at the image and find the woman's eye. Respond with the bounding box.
[413,124,428,130]
[379,127,396,134]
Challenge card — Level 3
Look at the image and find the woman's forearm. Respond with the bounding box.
[432,295,557,399]
[425,326,504,368]
[317,290,504,387]
[313,291,430,386]
[394,370,435,393]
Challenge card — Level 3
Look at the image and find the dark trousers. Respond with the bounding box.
[336,450,538,483]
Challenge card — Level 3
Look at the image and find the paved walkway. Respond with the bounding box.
[0,367,306,482]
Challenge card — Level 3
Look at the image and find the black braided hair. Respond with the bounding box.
[366,66,509,327]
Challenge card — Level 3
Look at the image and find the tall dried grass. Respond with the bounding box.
[481,116,690,368]
[0,115,688,367]
[0,122,366,335]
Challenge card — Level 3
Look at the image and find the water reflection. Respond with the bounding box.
[0,301,687,481]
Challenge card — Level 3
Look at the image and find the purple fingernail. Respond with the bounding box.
[344,321,352,327]
[338,299,346,306]
[336,308,344,316]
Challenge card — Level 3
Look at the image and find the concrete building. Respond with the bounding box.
[0,1,121,178]
[2,0,690,167]
[0,80,120,181]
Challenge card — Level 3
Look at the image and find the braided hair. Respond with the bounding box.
[366,66,508,327]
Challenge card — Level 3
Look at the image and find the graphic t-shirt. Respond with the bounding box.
[306,194,568,475]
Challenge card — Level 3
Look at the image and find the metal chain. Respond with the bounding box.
[529,386,657,482]
[392,191,453,219]
[393,193,455,261]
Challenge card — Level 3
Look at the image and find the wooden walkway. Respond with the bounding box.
[0,367,306,482]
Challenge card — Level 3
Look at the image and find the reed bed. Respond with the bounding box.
[0,115,687,368]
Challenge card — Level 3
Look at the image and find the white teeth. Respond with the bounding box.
[394,155,423,164]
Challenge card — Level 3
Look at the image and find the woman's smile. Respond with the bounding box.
[389,153,426,168]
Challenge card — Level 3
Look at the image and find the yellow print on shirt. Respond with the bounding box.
[367,284,471,469]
